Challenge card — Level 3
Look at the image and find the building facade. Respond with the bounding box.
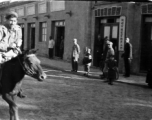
[92,1,152,75]
[0,0,91,61]
[0,1,151,75]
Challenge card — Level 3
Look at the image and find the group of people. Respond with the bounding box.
[70,36,133,85]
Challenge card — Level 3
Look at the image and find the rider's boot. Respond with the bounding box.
[17,89,26,98]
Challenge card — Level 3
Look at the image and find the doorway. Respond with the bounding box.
[140,20,152,72]
[18,24,24,50]
[54,27,64,58]
[93,19,119,67]
[28,23,35,49]
[102,24,119,62]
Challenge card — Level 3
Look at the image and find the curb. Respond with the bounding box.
[41,63,148,87]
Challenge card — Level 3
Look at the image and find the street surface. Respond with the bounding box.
[0,67,152,120]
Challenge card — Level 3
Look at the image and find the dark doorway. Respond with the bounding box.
[140,22,152,72]
[93,18,119,67]
[21,27,24,50]
[55,27,65,58]
[28,23,35,49]
[18,24,24,50]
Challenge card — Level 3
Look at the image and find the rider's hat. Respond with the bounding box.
[5,11,18,20]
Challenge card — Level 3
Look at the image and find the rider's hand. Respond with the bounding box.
[9,43,16,48]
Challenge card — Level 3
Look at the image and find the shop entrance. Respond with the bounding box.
[102,24,119,61]
[93,17,119,67]
[28,23,35,49]
[140,18,152,72]
[54,27,65,58]
[53,21,65,59]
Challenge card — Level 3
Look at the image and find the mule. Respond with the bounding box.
[0,49,47,120]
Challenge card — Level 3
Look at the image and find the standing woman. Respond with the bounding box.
[48,36,55,59]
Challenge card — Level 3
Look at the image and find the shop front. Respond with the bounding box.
[140,3,152,72]
[93,5,122,67]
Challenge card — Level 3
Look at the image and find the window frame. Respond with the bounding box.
[39,22,47,42]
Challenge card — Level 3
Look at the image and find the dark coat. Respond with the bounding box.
[107,59,117,79]
[123,42,133,59]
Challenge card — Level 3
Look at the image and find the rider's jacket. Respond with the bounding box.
[0,24,22,53]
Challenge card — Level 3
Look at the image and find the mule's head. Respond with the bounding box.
[21,49,47,81]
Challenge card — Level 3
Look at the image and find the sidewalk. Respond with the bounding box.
[38,56,147,86]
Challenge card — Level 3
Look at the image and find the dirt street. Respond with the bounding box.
[0,68,152,120]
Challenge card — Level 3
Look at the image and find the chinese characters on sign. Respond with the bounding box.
[119,16,126,51]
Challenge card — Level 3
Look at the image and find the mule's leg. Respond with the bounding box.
[2,94,19,120]
[9,103,19,120]
[11,95,19,120]
[9,105,15,120]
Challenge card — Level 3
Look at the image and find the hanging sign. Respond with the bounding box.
[119,16,126,51]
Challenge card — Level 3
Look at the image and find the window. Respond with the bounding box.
[39,22,47,42]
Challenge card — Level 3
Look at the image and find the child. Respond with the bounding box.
[83,48,92,76]
[106,55,117,85]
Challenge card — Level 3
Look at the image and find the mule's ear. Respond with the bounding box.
[31,49,39,54]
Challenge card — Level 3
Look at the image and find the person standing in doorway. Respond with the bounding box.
[100,36,110,79]
[122,37,133,77]
[71,38,80,72]
[48,36,55,59]
[103,41,115,79]
[96,34,102,66]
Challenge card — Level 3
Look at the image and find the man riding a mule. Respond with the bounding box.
[0,11,25,98]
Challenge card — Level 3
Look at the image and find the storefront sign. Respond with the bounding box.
[95,6,122,17]
[119,16,126,51]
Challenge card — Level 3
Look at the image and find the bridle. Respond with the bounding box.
[17,54,36,77]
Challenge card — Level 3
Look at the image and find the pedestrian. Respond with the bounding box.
[121,37,133,77]
[103,41,115,80]
[48,36,55,59]
[71,38,80,72]
[96,34,102,66]
[107,55,117,85]
[100,36,110,79]
[60,36,64,59]
[0,11,25,98]
[83,48,92,76]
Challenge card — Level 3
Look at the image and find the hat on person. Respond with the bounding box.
[5,11,18,19]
